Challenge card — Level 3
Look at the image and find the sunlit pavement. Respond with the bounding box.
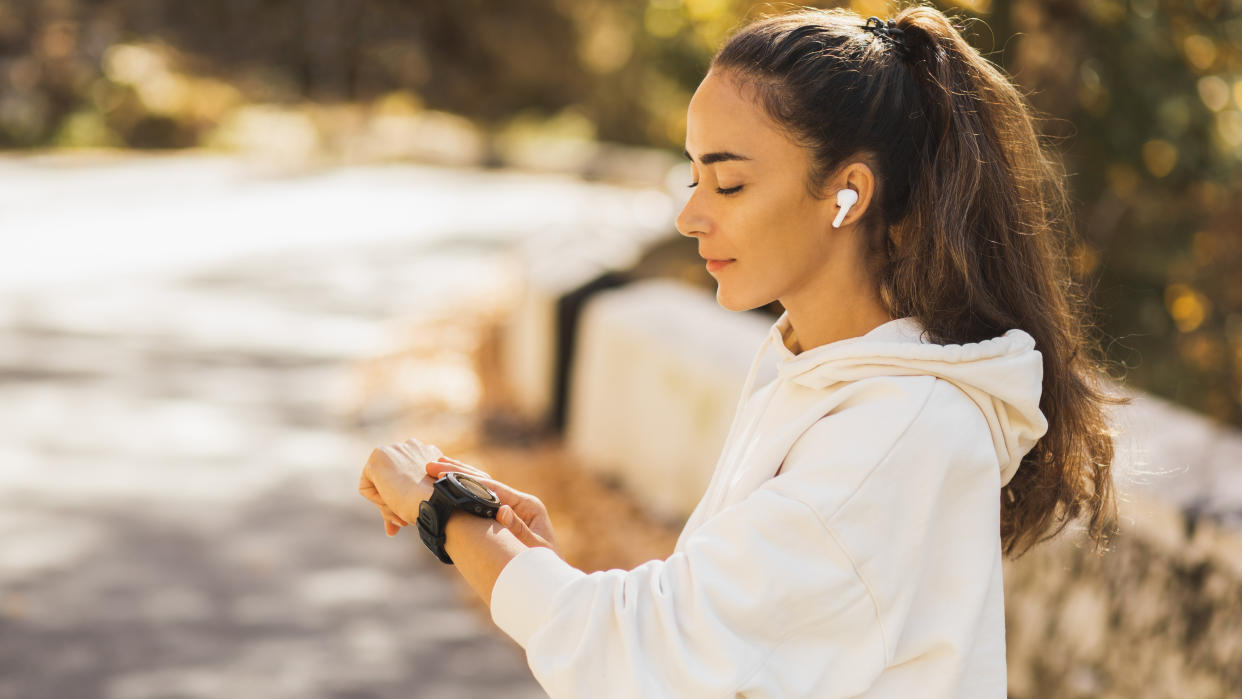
[0,153,676,699]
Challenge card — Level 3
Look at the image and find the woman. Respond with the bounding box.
[358,5,1123,697]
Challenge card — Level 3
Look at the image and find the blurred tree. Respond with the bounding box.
[1008,0,1242,427]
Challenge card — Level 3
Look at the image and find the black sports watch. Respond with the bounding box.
[417,472,501,564]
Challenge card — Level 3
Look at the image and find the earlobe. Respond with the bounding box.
[832,188,859,228]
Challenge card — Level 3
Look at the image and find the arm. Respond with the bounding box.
[359,437,887,696]
[442,512,527,607]
[488,483,887,698]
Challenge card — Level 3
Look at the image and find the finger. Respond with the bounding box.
[359,470,409,519]
[378,503,408,528]
[429,457,490,479]
[358,472,386,506]
[426,459,490,481]
[436,455,491,478]
[379,502,406,537]
[425,467,525,504]
[497,505,549,549]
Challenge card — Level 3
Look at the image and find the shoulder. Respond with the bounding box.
[765,376,995,518]
[777,374,939,477]
[899,378,996,464]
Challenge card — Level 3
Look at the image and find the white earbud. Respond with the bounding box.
[832,188,858,228]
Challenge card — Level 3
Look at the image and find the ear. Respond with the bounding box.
[823,159,877,230]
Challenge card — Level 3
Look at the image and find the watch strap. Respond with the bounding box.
[417,493,456,565]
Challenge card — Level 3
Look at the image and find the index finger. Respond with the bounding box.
[427,456,490,480]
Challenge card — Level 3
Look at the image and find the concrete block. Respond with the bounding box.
[499,237,622,427]
[498,226,673,429]
[564,279,774,521]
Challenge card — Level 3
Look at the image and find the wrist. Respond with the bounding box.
[444,511,507,559]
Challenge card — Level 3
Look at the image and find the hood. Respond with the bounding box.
[736,311,1048,487]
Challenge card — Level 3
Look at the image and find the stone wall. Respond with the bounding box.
[1003,496,1242,697]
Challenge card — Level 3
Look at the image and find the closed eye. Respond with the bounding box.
[687,182,744,196]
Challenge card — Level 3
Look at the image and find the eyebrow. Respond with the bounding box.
[683,149,752,165]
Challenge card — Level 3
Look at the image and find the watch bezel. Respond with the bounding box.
[436,472,501,517]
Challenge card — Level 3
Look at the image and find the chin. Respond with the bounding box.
[714,285,772,313]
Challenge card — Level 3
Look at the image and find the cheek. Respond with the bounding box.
[733,190,791,236]
[743,191,822,253]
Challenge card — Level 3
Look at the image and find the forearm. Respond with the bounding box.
[443,512,530,606]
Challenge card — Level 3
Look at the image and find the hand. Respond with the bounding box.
[427,456,560,556]
[357,440,438,537]
[358,442,560,555]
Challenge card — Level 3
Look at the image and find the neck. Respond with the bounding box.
[779,280,894,353]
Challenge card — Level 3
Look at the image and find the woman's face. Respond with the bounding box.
[676,69,841,312]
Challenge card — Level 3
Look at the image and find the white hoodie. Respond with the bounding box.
[490,311,1048,698]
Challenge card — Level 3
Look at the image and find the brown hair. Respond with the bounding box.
[712,3,1127,558]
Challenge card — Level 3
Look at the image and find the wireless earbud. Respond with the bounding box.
[833,189,858,228]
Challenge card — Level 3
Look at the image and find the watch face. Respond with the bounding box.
[452,473,499,503]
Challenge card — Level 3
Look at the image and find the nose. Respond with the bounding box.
[675,188,707,239]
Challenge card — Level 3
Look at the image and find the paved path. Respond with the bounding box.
[0,153,674,699]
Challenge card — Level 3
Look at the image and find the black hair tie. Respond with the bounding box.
[862,16,911,59]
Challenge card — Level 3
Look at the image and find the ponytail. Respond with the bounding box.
[713,3,1127,558]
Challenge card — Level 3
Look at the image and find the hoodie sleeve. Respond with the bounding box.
[489,475,889,697]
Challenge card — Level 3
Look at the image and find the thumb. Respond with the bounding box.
[498,505,548,549]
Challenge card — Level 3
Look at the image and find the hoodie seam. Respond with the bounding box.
[763,493,893,670]
[730,493,889,694]
[814,378,938,664]
[821,378,936,527]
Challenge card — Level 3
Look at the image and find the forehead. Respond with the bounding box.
[685,70,792,160]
